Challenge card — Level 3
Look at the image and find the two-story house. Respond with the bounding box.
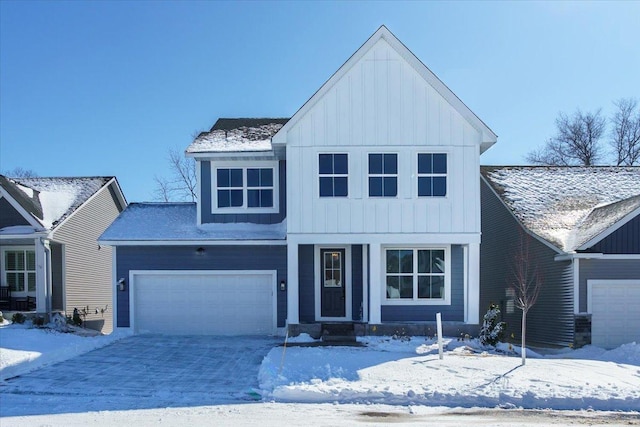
[99,26,497,336]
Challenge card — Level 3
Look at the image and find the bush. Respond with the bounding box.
[12,312,26,324]
[479,303,506,347]
[33,315,45,327]
[0,311,4,323]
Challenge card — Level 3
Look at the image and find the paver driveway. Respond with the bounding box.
[1,335,279,406]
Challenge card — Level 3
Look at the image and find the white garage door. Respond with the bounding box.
[589,280,640,349]
[132,271,276,335]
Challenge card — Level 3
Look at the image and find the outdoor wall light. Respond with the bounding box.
[280,280,286,291]
[196,247,205,255]
[117,278,126,292]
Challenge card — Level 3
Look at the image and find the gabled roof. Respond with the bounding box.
[186,118,289,154]
[0,175,117,231]
[481,166,640,253]
[99,203,286,243]
[272,25,497,152]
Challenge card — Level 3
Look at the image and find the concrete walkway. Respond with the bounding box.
[1,335,278,409]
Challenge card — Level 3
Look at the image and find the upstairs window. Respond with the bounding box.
[319,154,348,197]
[214,163,277,212]
[369,153,398,197]
[417,153,447,197]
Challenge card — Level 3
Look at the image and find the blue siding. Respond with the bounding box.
[0,197,30,228]
[200,160,287,225]
[116,245,287,328]
[298,245,315,322]
[587,213,640,254]
[351,245,363,321]
[382,245,465,322]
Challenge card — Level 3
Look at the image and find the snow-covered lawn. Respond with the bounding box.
[259,335,640,411]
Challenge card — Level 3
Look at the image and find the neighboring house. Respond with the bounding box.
[0,175,126,333]
[480,166,640,349]
[99,26,498,336]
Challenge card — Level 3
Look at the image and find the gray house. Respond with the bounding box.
[99,26,497,337]
[480,166,640,349]
[0,175,127,333]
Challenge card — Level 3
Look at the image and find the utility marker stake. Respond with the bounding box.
[436,312,443,360]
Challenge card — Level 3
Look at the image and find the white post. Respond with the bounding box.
[368,243,381,324]
[466,243,480,324]
[286,242,299,325]
[34,238,47,313]
[436,312,444,360]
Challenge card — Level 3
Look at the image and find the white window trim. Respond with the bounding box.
[211,160,279,214]
[416,152,448,198]
[1,245,37,297]
[382,245,451,306]
[318,153,349,198]
[367,152,399,198]
[314,245,352,321]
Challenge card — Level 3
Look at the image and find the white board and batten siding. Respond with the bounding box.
[588,280,640,349]
[285,37,483,236]
[130,270,277,335]
[51,183,120,333]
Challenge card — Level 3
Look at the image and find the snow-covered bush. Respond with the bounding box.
[12,312,26,324]
[479,303,506,347]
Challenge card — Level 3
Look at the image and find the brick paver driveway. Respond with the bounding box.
[1,335,278,407]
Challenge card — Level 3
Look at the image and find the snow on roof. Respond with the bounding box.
[99,203,286,242]
[10,177,111,230]
[186,118,289,154]
[482,166,640,252]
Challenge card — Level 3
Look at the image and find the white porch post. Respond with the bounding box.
[287,241,299,325]
[369,242,381,324]
[34,238,47,313]
[466,242,480,324]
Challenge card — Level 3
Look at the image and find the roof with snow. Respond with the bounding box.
[186,118,289,154]
[99,203,286,242]
[0,175,114,231]
[481,166,640,252]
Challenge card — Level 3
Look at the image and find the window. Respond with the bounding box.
[385,248,446,302]
[214,164,276,211]
[369,153,397,197]
[4,250,36,294]
[319,154,348,197]
[417,153,447,197]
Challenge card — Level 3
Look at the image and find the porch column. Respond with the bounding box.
[369,242,381,324]
[466,242,480,324]
[34,238,47,313]
[286,242,299,325]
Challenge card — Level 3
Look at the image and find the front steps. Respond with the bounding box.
[321,323,356,343]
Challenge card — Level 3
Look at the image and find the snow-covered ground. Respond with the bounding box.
[1,324,639,426]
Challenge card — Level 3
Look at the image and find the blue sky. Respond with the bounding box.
[1,1,638,202]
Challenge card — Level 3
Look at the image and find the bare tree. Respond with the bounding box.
[3,167,38,178]
[526,109,606,166]
[509,232,543,366]
[153,148,197,202]
[609,98,640,166]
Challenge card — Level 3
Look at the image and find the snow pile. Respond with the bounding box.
[187,122,284,153]
[0,323,131,381]
[484,167,640,251]
[260,336,640,410]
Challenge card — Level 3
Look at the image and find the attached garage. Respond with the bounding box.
[588,280,640,349]
[131,270,277,335]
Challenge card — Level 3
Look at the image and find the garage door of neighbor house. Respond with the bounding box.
[132,271,276,335]
[589,280,640,349]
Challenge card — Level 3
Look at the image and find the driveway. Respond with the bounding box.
[1,335,279,414]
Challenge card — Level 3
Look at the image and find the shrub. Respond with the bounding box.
[0,311,4,323]
[479,303,506,347]
[70,308,83,326]
[12,312,26,324]
[33,315,45,327]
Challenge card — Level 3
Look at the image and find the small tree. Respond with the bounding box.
[479,303,506,347]
[153,148,197,202]
[509,232,543,366]
[610,98,640,166]
[526,109,606,166]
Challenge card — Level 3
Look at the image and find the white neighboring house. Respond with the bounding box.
[100,26,497,337]
[0,175,126,333]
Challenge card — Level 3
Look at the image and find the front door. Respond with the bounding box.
[320,249,346,318]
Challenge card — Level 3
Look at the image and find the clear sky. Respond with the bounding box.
[1,1,638,202]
